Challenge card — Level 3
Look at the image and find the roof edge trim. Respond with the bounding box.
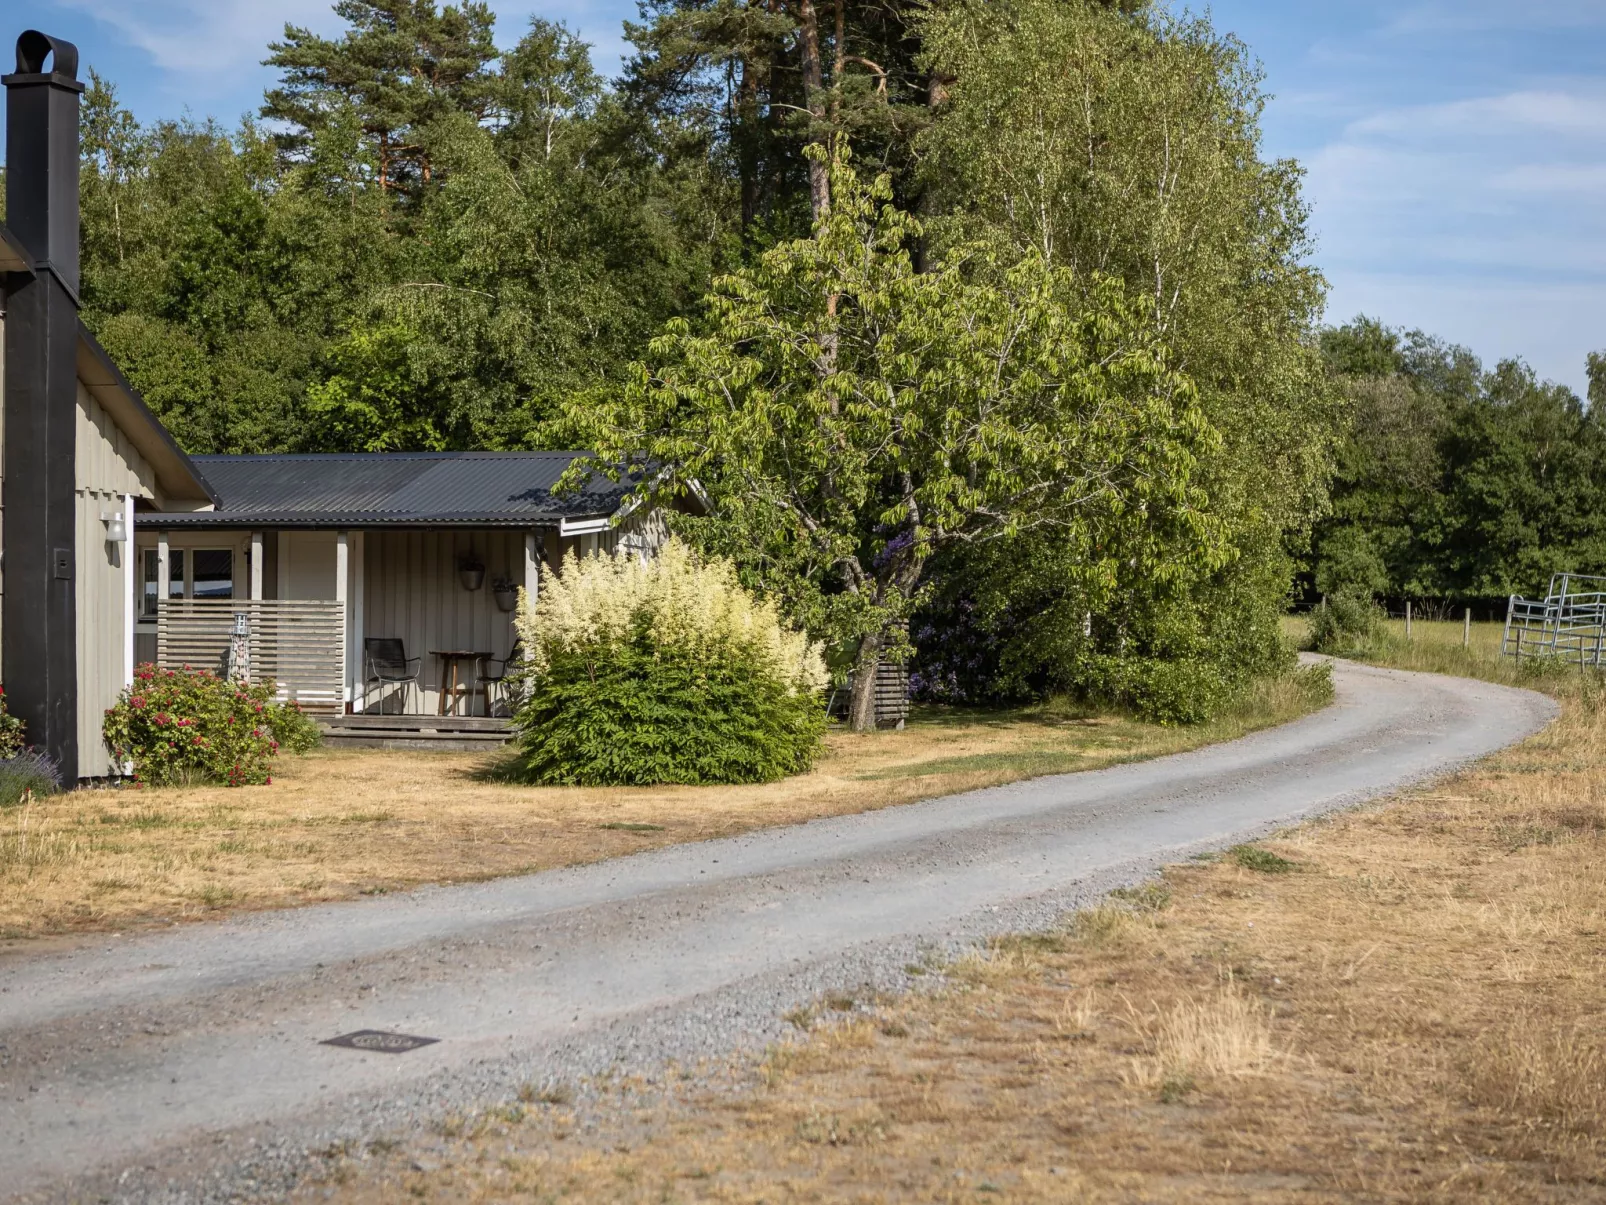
[74,322,219,506]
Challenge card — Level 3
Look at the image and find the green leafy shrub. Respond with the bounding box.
[0,688,24,759]
[0,750,61,806]
[266,699,322,754]
[1307,590,1384,656]
[103,665,311,787]
[513,541,828,785]
[1110,657,1234,726]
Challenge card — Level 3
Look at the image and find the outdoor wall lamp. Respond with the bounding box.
[101,512,127,543]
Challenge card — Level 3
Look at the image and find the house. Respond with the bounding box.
[1,30,665,775]
[138,451,666,720]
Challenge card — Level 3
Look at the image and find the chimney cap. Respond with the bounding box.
[3,30,82,89]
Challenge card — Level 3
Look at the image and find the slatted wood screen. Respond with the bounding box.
[826,661,910,728]
[155,599,346,712]
[873,662,910,727]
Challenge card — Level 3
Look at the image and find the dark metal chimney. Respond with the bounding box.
[3,30,84,781]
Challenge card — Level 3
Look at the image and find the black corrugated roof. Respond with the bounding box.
[150,451,632,528]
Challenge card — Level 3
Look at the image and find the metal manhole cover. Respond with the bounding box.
[321,1029,439,1054]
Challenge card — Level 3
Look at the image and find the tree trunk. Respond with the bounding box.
[912,72,955,274]
[737,54,761,235]
[847,629,883,732]
[797,0,831,222]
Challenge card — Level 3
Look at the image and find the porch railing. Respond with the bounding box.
[155,599,347,712]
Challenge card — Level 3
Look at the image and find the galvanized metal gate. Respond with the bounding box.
[1502,573,1606,666]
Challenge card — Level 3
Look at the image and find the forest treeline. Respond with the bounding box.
[1314,319,1606,607]
[6,0,1583,717]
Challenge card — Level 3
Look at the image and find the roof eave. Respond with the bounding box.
[137,512,612,530]
[75,323,218,506]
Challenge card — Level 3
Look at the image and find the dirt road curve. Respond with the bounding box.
[0,659,1556,1202]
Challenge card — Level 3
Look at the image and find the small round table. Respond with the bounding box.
[432,650,493,716]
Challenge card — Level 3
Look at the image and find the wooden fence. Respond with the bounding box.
[826,661,911,729]
[155,599,346,712]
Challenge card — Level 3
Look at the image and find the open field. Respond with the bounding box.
[0,674,1326,940]
[301,638,1606,1203]
[1283,613,1519,683]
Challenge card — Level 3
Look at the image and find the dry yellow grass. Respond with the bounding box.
[300,642,1606,1204]
[0,674,1323,940]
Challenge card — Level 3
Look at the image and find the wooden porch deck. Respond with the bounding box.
[317,713,514,753]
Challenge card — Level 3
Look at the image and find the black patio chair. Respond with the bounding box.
[476,640,524,718]
[363,637,422,714]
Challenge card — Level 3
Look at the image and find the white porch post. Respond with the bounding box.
[123,494,136,686]
[336,531,350,709]
[156,530,170,605]
[523,531,541,608]
[250,531,263,600]
[352,532,365,713]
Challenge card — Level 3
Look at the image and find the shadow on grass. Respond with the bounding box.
[857,749,1094,782]
[464,748,535,785]
[901,699,1112,731]
[462,700,1120,785]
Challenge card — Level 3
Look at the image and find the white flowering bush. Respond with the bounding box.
[513,540,828,784]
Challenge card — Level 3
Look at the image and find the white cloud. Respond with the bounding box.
[58,0,639,88]
[1385,1,1606,35]
[1490,163,1606,195]
[1352,89,1606,139]
[56,0,338,77]
[1300,74,1606,303]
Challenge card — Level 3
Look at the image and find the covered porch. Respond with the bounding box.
[131,449,671,735]
[135,522,621,720]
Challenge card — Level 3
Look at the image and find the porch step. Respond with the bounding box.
[317,713,515,752]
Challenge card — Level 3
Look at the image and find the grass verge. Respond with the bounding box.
[0,668,1329,940]
[299,637,1606,1203]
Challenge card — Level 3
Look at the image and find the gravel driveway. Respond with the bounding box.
[0,658,1556,1203]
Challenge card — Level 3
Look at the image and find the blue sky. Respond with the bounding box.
[12,0,1606,394]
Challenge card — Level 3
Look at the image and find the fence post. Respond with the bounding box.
[1405,600,1412,639]
[1464,607,1471,649]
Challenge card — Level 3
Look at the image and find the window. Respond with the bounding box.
[140,548,237,612]
[141,549,186,617]
[142,549,157,618]
[192,549,233,600]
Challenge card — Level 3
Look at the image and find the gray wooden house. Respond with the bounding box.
[139,452,664,727]
[1,28,667,771]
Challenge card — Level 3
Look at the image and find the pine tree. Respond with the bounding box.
[262,0,498,194]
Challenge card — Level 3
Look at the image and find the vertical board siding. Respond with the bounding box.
[280,531,338,600]
[361,529,522,714]
[75,388,154,777]
[75,490,129,776]
[75,383,155,498]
